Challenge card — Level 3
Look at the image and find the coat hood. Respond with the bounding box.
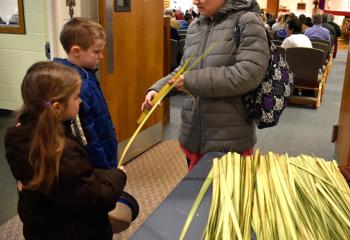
[198,0,261,22]
[221,0,261,13]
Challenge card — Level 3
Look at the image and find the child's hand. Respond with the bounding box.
[118,166,126,173]
[17,181,23,192]
[141,90,158,111]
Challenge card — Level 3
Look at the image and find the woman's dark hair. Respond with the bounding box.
[299,14,306,24]
[305,17,313,27]
[286,19,301,34]
[184,13,192,22]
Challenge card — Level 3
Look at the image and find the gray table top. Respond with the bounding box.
[130,152,225,240]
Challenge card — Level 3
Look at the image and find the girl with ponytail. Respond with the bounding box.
[5,61,138,239]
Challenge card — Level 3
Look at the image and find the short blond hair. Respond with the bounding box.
[60,17,106,53]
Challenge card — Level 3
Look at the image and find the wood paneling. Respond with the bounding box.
[163,16,171,126]
[99,0,164,141]
[336,44,350,166]
[266,0,279,17]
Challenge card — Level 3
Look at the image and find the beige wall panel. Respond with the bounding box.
[0,0,47,110]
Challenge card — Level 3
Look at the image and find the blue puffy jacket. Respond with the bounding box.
[54,58,118,169]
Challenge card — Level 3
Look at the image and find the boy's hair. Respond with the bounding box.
[60,17,106,54]
[20,61,81,194]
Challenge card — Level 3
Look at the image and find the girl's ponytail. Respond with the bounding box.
[26,103,64,194]
[20,61,81,194]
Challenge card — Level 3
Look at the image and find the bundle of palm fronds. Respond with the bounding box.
[180,151,350,240]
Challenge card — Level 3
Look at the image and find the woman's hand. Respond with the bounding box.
[168,74,184,91]
[141,90,158,111]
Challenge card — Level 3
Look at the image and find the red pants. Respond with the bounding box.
[181,146,254,170]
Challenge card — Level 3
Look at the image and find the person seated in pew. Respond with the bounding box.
[164,8,180,30]
[298,14,309,33]
[164,8,181,40]
[327,14,341,58]
[304,14,330,41]
[305,17,313,27]
[281,19,312,49]
[181,13,193,30]
[272,15,284,31]
[321,14,336,37]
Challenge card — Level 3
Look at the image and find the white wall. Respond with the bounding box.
[279,0,347,26]
[279,0,314,17]
[0,0,18,23]
[0,0,48,110]
[49,0,99,58]
[325,0,350,25]
[257,0,267,9]
[0,0,99,110]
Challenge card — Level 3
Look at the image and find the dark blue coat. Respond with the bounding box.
[54,58,118,169]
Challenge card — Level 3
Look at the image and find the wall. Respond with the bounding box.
[325,0,350,25]
[257,0,267,9]
[49,0,99,58]
[0,0,48,110]
[279,0,314,17]
[279,0,348,25]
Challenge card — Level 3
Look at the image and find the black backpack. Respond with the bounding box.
[235,19,294,129]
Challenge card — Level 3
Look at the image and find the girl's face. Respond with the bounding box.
[60,83,81,121]
[192,0,225,17]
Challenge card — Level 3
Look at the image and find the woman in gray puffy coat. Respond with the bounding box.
[142,0,270,169]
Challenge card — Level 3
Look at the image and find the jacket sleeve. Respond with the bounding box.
[51,143,126,213]
[184,12,270,98]
[148,19,199,94]
[79,83,113,169]
[149,64,183,93]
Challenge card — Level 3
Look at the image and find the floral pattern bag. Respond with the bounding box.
[236,21,294,129]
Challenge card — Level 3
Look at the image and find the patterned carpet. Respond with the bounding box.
[0,140,188,240]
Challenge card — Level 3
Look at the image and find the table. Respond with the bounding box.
[130,152,225,240]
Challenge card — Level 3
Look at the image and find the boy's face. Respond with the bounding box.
[77,39,105,69]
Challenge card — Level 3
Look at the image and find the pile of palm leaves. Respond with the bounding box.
[180,151,350,240]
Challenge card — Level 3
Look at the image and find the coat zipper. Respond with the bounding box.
[197,21,213,153]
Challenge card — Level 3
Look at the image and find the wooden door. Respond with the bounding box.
[336,44,350,166]
[266,0,279,17]
[99,0,165,163]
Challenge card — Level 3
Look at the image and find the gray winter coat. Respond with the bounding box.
[151,0,269,154]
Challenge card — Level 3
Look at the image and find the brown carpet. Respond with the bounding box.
[0,140,188,240]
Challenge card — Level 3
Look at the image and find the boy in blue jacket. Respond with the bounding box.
[54,17,117,169]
